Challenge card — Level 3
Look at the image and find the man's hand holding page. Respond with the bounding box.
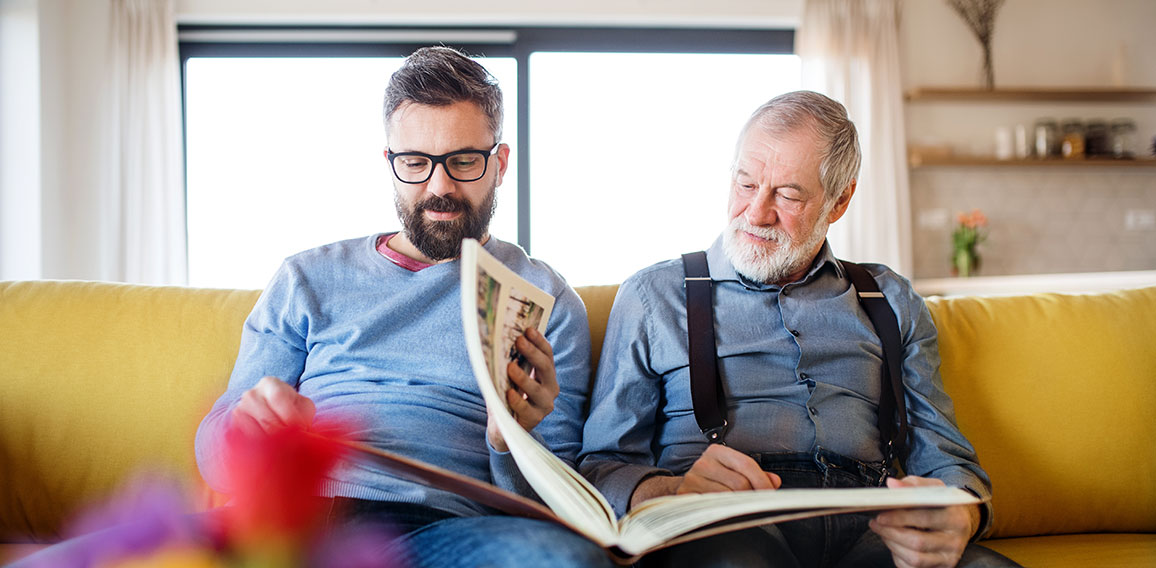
[231,375,317,436]
[629,445,782,509]
[487,328,560,453]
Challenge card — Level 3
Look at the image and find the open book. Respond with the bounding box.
[339,238,980,564]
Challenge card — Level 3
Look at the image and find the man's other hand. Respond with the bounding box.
[629,445,782,510]
[488,328,559,452]
[231,376,316,436]
[869,476,981,568]
[678,444,782,494]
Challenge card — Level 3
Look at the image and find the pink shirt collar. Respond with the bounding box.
[376,233,435,272]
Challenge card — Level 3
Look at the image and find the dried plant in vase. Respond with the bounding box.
[945,0,1007,89]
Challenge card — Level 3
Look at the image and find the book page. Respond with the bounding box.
[460,239,620,547]
[613,485,979,557]
[473,262,552,408]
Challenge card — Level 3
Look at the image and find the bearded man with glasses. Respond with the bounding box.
[191,46,610,567]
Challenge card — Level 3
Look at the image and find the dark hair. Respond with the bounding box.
[383,46,504,141]
[739,90,861,200]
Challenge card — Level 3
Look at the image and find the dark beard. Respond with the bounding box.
[396,186,497,261]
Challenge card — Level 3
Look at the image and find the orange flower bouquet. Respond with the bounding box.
[951,209,987,277]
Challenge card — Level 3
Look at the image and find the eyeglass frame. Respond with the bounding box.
[385,143,500,184]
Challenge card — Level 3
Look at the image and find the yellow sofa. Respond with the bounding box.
[2,279,1154,566]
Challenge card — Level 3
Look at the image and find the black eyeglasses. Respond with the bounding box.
[386,143,499,184]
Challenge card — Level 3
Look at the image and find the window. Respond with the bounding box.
[181,27,795,288]
[529,52,799,285]
[184,53,518,289]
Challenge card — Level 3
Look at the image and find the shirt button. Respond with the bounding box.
[799,372,810,380]
[782,288,790,296]
[790,329,800,337]
[809,406,818,416]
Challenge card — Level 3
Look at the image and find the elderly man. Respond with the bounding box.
[189,47,610,567]
[579,91,1017,568]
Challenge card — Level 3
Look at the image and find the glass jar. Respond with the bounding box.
[1060,119,1085,159]
[1034,119,1060,158]
[1110,118,1137,158]
[1085,120,1109,157]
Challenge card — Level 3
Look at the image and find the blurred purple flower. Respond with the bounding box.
[36,474,202,567]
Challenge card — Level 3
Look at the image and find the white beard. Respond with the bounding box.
[722,215,830,285]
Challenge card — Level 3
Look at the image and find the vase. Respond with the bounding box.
[953,247,980,278]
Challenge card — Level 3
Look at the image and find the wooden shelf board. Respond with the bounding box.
[909,156,1156,168]
[905,87,1156,102]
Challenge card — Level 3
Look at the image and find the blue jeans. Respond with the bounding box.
[639,449,1020,568]
[10,500,615,568]
[324,498,615,568]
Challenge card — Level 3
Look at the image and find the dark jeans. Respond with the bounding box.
[640,448,1020,568]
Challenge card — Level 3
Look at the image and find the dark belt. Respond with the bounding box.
[750,448,891,488]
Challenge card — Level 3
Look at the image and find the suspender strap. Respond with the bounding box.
[841,260,909,465]
[679,251,907,461]
[681,251,728,444]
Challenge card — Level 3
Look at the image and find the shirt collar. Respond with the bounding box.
[705,234,845,291]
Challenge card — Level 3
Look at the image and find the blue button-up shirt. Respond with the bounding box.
[579,237,992,535]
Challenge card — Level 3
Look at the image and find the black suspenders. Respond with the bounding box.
[680,251,909,466]
[681,252,729,444]
[842,260,909,466]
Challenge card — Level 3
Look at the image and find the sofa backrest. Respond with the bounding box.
[925,286,1156,538]
[0,280,261,541]
[3,280,1153,543]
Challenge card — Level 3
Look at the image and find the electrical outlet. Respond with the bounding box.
[1124,209,1156,231]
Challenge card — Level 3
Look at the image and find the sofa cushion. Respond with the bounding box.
[926,287,1156,538]
[575,284,619,375]
[981,533,1156,567]
[0,280,261,541]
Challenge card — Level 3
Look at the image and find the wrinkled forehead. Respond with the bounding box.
[733,125,820,177]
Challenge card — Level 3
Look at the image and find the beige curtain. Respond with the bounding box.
[798,0,913,276]
[103,0,187,284]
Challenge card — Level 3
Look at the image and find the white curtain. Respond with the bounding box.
[798,0,913,276]
[102,0,187,284]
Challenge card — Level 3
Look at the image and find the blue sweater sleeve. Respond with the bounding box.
[878,268,994,538]
[194,261,309,493]
[578,274,670,516]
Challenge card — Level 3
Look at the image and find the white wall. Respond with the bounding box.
[902,0,1156,88]
[174,0,803,27]
[0,0,109,281]
[0,0,42,279]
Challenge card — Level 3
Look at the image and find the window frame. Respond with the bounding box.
[177,25,794,257]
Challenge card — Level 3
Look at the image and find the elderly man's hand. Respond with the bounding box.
[628,445,782,510]
[676,444,782,494]
[869,476,981,568]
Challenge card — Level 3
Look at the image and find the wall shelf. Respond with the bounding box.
[914,270,1156,298]
[904,87,1156,102]
[909,156,1156,168]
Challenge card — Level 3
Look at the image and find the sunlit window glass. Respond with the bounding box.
[529,52,800,286]
[185,57,517,289]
